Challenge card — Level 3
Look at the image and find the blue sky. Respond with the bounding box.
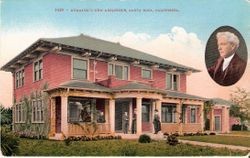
[1,0,250,43]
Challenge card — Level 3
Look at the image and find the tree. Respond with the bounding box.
[230,87,250,130]
[0,104,12,126]
[203,100,214,130]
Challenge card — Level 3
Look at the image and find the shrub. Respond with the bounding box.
[138,134,151,143]
[121,143,137,156]
[232,124,248,131]
[64,137,71,146]
[163,132,169,136]
[209,132,216,135]
[167,134,179,146]
[1,127,19,156]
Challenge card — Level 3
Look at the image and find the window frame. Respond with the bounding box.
[15,69,24,88]
[72,57,89,80]
[33,58,43,82]
[15,102,25,123]
[161,103,176,123]
[32,99,44,123]
[190,107,196,123]
[141,68,152,79]
[108,62,129,80]
[166,73,180,91]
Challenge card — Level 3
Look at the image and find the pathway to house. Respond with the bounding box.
[217,133,250,138]
[179,139,250,151]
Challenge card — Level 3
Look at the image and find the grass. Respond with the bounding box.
[179,135,250,147]
[17,138,249,156]
[228,131,250,136]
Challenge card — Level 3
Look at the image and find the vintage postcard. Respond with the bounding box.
[0,0,249,156]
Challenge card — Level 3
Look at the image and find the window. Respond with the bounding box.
[73,58,88,79]
[166,73,179,90]
[108,63,128,80]
[142,69,152,79]
[32,100,44,123]
[161,104,176,123]
[34,59,43,81]
[15,69,24,88]
[181,105,186,123]
[68,97,95,122]
[15,103,25,123]
[190,107,196,123]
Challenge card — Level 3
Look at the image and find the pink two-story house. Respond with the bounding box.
[1,34,207,139]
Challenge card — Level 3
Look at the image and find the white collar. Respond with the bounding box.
[222,53,235,71]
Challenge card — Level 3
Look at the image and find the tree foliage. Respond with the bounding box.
[0,104,12,126]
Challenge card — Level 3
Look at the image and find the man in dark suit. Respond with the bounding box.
[208,32,247,86]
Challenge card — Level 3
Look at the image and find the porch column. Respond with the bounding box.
[105,100,109,124]
[176,102,182,134]
[225,107,230,133]
[129,100,133,133]
[49,97,56,136]
[61,95,68,137]
[200,103,204,132]
[109,99,115,134]
[210,108,214,131]
[155,100,162,122]
[221,106,229,133]
[136,97,142,135]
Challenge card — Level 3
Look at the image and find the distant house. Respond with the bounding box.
[207,98,231,133]
[2,34,211,139]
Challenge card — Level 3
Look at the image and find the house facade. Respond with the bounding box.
[1,34,207,139]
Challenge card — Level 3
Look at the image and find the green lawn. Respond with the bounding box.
[179,135,250,147]
[17,138,248,156]
[228,131,250,136]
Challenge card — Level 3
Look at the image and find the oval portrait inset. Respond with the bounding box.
[205,26,248,86]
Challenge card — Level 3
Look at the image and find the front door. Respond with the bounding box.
[115,100,130,132]
[214,116,221,131]
[55,97,61,133]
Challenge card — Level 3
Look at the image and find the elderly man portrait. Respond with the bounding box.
[208,31,247,86]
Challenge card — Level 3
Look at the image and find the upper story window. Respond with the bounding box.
[73,58,88,80]
[108,63,128,80]
[16,69,24,88]
[15,103,25,123]
[34,59,43,81]
[190,107,196,123]
[166,73,179,91]
[32,99,44,123]
[141,68,152,79]
[161,103,176,123]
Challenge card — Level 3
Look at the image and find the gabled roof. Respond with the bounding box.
[112,82,167,94]
[59,80,112,92]
[1,34,200,73]
[209,98,233,106]
[166,90,206,101]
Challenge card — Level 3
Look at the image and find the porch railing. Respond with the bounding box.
[68,123,111,136]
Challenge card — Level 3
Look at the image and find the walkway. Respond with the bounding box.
[179,139,250,151]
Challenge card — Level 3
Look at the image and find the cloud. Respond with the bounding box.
[107,26,204,68]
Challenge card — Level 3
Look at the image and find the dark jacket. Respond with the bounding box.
[208,54,247,86]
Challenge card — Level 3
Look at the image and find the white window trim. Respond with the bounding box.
[71,56,90,80]
[108,61,130,80]
[141,67,153,80]
[166,72,180,91]
[15,102,25,123]
[190,107,197,123]
[214,115,222,131]
[15,68,25,89]
[31,99,44,123]
[33,57,43,82]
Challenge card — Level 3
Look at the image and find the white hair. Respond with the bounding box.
[216,31,240,49]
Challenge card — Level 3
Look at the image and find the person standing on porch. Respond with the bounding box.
[131,111,137,134]
[153,109,161,134]
[122,112,129,134]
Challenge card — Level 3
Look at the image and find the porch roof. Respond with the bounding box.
[209,98,233,106]
[112,82,167,94]
[58,80,112,92]
[165,90,206,101]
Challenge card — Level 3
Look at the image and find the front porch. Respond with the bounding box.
[46,81,205,140]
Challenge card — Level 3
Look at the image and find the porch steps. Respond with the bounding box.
[49,133,64,140]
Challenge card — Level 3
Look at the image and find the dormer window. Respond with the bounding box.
[108,63,128,80]
[141,68,152,79]
[166,73,179,90]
